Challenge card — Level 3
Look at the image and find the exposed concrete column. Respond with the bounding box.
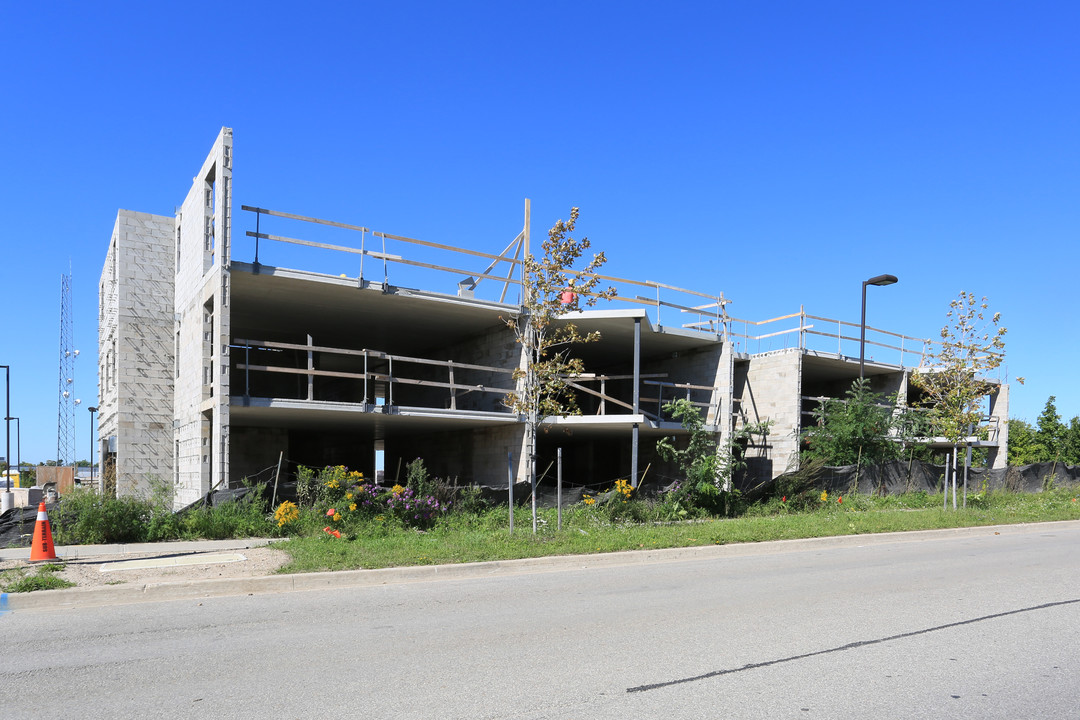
[307,334,314,401]
[988,383,1009,470]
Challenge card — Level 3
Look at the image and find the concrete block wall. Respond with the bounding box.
[173,128,233,507]
[737,349,803,478]
[639,341,726,424]
[988,383,1009,469]
[97,210,176,498]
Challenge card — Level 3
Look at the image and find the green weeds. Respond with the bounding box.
[1,563,75,593]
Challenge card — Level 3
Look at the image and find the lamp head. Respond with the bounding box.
[865,274,898,287]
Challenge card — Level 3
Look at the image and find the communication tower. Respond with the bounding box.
[57,271,77,466]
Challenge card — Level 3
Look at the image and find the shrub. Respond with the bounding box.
[52,490,152,545]
[178,489,274,539]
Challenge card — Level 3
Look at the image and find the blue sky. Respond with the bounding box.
[1,1,1077,464]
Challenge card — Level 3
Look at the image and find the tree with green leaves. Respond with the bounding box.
[911,292,1010,507]
[911,292,1009,446]
[801,378,910,467]
[505,208,616,526]
[1064,416,1080,465]
[1007,418,1041,465]
[1035,396,1067,461]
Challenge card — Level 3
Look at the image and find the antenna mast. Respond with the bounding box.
[57,270,76,466]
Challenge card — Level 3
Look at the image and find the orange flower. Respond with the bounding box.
[326,508,336,516]
[838,496,843,504]
[323,527,342,538]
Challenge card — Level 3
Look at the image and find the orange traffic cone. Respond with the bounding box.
[30,502,57,561]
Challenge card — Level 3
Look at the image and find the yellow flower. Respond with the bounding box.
[820,490,828,502]
[391,484,406,496]
[333,512,342,521]
[274,500,299,527]
[345,492,354,500]
[349,503,357,512]
[583,495,596,506]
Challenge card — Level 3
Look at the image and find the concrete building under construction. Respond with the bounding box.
[98,128,1010,506]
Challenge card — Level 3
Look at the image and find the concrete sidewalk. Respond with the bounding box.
[3,520,1078,614]
[0,537,279,561]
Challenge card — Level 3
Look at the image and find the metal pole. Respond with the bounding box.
[964,444,971,509]
[943,452,949,510]
[859,275,898,380]
[507,451,514,535]
[631,317,641,487]
[557,447,562,531]
[859,282,868,380]
[3,365,10,500]
[952,445,958,510]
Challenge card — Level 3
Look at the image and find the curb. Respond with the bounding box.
[5,520,1079,612]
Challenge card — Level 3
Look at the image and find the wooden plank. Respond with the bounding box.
[563,380,635,411]
[641,380,715,391]
[233,339,514,375]
[235,363,511,394]
[246,231,400,260]
[376,230,525,265]
[241,205,370,233]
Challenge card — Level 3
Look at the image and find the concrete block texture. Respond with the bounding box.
[737,349,804,479]
[98,209,177,498]
[174,128,233,506]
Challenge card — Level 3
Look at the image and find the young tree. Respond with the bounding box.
[1035,396,1067,461]
[911,292,1009,445]
[505,208,616,526]
[911,292,1009,506]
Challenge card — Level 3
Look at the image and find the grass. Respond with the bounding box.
[0,562,76,593]
[274,489,1080,574]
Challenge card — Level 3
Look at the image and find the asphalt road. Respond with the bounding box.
[2,524,1078,719]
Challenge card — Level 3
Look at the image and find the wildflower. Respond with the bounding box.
[326,508,336,517]
[349,503,357,512]
[333,512,342,522]
[820,490,828,502]
[323,526,342,538]
[838,496,843,504]
[391,484,406,496]
[346,492,354,500]
[583,495,596,506]
[274,501,299,528]
[781,496,786,503]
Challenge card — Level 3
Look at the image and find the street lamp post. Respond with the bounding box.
[860,275,899,380]
[88,407,98,490]
[1,364,10,513]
